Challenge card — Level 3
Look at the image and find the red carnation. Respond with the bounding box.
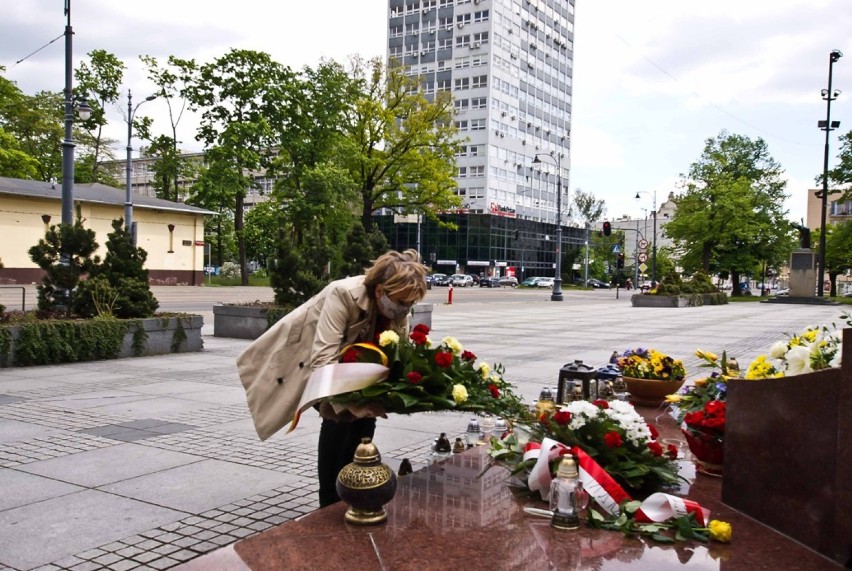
[647,441,664,456]
[410,330,428,345]
[666,444,678,459]
[703,416,726,430]
[604,431,623,448]
[705,400,726,415]
[488,383,500,398]
[413,323,430,335]
[592,399,609,409]
[647,423,659,439]
[406,371,423,384]
[684,410,705,426]
[553,410,572,426]
[461,350,477,361]
[435,351,454,368]
[341,348,360,363]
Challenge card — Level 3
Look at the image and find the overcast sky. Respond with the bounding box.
[3,0,851,222]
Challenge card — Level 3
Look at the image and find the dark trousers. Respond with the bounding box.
[317,417,376,507]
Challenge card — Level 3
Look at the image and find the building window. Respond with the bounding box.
[471,96,487,108]
[438,79,451,91]
[454,98,470,111]
[389,45,403,58]
[456,13,471,25]
[454,77,470,90]
[454,120,469,130]
[471,75,487,88]
[470,118,486,131]
[439,37,453,50]
[456,35,471,48]
[473,10,489,22]
[473,31,489,44]
[390,25,403,38]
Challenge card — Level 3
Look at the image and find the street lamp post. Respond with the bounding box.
[125,90,157,236]
[60,0,91,229]
[817,49,843,298]
[533,152,565,301]
[635,191,657,284]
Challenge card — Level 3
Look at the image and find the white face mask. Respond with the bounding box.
[377,292,412,320]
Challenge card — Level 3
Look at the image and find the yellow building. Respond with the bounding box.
[0,177,214,285]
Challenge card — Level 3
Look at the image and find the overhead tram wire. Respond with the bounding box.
[11,32,65,67]
[610,32,820,148]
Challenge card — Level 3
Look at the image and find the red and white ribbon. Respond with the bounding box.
[521,437,708,523]
[635,492,710,526]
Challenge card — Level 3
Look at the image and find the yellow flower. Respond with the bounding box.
[708,520,732,542]
[478,362,491,379]
[695,349,718,361]
[443,336,463,355]
[378,330,399,347]
[664,394,681,403]
[693,379,708,387]
[452,384,468,404]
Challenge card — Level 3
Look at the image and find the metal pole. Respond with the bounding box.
[634,217,640,287]
[125,92,156,237]
[551,154,563,301]
[125,89,133,231]
[61,1,75,229]
[818,50,842,297]
[652,191,657,284]
[583,222,590,286]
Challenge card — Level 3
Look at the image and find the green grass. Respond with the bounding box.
[205,275,271,287]
[728,294,852,304]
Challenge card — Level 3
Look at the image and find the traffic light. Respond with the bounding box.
[617,253,625,269]
[602,221,611,236]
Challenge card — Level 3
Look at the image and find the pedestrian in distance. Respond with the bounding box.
[237,249,428,507]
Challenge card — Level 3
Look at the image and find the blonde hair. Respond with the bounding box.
[364,249,428,304]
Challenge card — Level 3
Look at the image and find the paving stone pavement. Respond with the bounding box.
[0,290,846,570]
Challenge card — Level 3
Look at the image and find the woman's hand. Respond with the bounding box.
[318,400,387,422]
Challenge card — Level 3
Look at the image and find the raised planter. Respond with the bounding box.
[0,315,203,368]
[631,293,727,308]
[214,303,435,339]
[213,304,279,339]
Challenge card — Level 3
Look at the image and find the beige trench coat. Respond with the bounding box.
[237,276,407,441]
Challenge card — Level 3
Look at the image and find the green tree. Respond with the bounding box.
[826,130,852,201]
[137,55,196,202]
[74,49,124,183]
[665,131,790,296]
[573,188,606,223]
[175,49,293,285]
[74,219,159,318]
[243,199,279,269]
[341,58,462,231]
[0,71,63,181]
[0,127,39,178]
[814,222,852,296]
[28,215,99,315]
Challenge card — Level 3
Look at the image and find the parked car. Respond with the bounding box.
[499,276,518,287]
[424,275,434,290]
[586,278,611,289]
[450,274,474,287]
[521,277,543,287]
[479,276,502,288]
[432,273,450,286]
[536,277,554,288]
[467,273,481,285]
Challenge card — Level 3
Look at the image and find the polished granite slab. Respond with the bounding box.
[176,407,843,571]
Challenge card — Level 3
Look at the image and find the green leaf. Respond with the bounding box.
[651,533,676,544]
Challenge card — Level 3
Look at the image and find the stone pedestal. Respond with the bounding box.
[789,249,816,297]
[723,328,852,565]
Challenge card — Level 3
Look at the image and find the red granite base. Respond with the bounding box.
[175,404,843,570]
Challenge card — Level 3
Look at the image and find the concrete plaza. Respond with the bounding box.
[0,287,845,570]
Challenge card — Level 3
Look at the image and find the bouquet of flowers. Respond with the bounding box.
[328,324,529,419]
[490,399,680,496]
[666,349,734,425]
[744,324,842,379]
[617,348,686,381]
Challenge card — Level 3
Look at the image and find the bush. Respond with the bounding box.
[73,220,158,319]
[220,262,241,280]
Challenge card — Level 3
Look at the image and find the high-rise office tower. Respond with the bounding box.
[387,0,574,224]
